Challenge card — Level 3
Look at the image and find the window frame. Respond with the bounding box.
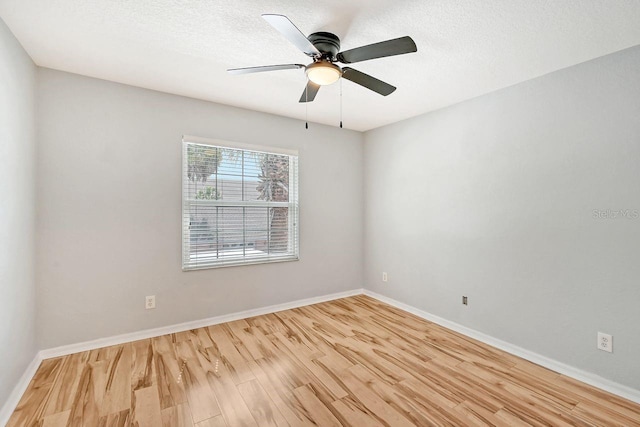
[181,135,299,270]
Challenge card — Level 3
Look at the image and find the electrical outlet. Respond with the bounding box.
[597,332,612,353]
[382,272,388,282]
[145,295,156,310]
[462,296,468,305]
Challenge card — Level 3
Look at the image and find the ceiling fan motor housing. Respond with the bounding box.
[308,32,341,60]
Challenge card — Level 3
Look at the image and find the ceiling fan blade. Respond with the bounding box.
[227,64,305,75]
[299,81,320,103]
[262,14,321,57]
[341,67,396,96]
[337,36,417,64]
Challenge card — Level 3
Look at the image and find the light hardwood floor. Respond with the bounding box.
[8,295,640,426]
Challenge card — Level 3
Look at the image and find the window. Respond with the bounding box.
[182,136,299,270]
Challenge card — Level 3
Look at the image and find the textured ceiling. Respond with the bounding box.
[2,0,640,131]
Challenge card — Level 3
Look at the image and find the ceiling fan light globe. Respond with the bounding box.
[306,62,342,85]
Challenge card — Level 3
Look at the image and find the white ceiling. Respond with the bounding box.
[2,1,640,131]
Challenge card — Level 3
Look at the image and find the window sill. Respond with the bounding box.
[182,255,299,271]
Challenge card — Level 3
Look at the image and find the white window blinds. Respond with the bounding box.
[182,137,299,270]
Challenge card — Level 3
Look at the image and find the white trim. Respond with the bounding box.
[5,291,363,422]
[5,287,638,425]
[363,289,640,404]
[39,288,363,359]
[0,353,43,426]
[182,135,299,156]
[182,255,299,271]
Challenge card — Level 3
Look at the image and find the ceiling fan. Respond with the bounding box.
[228,14,417,103]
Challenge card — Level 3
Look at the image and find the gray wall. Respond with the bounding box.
[36,69,364,349]
[364,45,640,389]
[0,18,37,405]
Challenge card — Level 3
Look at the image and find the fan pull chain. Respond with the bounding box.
[339,78,343,129]
[305,80,309,129]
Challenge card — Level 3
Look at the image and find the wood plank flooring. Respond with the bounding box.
[8,295,640,426]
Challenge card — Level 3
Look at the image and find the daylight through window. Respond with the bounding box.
[182,137,299,269]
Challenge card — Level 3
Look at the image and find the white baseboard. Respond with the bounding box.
[363,289,640,404]
[39,288,364,359]
[4,286,638,425]
[0,353,43,426]
[1,289,362,424]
